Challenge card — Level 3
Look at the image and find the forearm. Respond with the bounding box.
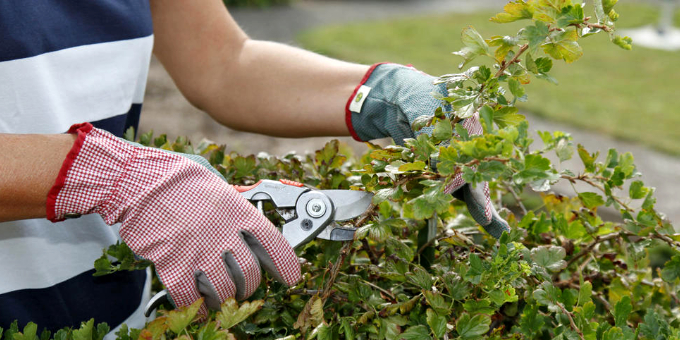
[200,40,369,137]
[0,134,76,221]
[150,0,369,138]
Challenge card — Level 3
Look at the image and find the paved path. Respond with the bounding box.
[139,0,679,223]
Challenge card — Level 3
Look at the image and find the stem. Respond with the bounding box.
[566,232,620,268]
[494,44,529,78]
[361,278,396,301]
[557,301,585,340]
[561,174,635,213]
[321,241,352,301]
[504,183,528,215]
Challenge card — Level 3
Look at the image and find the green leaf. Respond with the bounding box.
[216,298,265,330]
[339,317,355,340]
[555,138,573,162]
[490,0,534,23]
[463,299,495,315]
[577,280,592,306]
[542,30,583,63]
[195,322,231,340]
[13,323,37,340]
[493,106,524,128]
[577,144,599,172]
[661,255,680,283]
[479,105,494,133]
[437,146,460,176]
[408,264,434,290]
[578,192,605,209]
[423,291,450,316]
[93,251,114,276]
[453,26,490,69]
[432,118,453,142]
[232,155,258,180]
[533,282,563,311]
[405,134,437,162]
[523,21,550,50]
[456,313,491,339]
[407,185,452,220]
[399,325,430,340]
[426,309,448,338]
[94,324,109,340]
[612,296,632,327]
[519,304,545,337]
[72,319,94,340]
[411,115,434,132]
[602,327,623,340]
[535,57,553,73]
[640,308,671,340]
[167,298,203,334]
[556,4,584,28]
[508,78,526,101]
[398,161,427,173]
[531,245,567,272]
[629,180,649,200]
[123,127,135,142]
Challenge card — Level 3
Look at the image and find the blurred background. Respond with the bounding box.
[138,0,680,222]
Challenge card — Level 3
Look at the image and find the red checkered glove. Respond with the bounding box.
[46,123,300,313]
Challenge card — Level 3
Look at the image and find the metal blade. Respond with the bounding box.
[320,190,373,221]
[316,222,357,241]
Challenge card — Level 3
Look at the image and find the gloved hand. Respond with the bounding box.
[46,123,301,313]
[345,63,510,238]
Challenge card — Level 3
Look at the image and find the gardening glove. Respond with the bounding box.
[46,123,301,313]
[345,63,510,238]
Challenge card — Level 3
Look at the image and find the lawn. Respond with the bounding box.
[297,4,680,155]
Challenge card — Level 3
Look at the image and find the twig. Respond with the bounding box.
[494,44,529,78]
[561,174,635,213]
[566,232,620,268]
[321,242,352,301]
[557,302,586,340]
[361,279,396,301]
[504,183,527,215]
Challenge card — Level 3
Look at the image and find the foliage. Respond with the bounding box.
[298,3,680,155]
[12,1,680,339]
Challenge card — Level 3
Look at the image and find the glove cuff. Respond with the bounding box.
[345,62,388,142]
[345,62,447,145]
[47,123,138,223]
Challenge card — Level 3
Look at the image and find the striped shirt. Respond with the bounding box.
[0,0,154,335]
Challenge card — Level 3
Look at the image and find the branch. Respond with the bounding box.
[494,44,529,78]
[561,174,635,213]
[557,301,585,340]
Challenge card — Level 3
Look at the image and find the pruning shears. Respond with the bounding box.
[144,179,373,316]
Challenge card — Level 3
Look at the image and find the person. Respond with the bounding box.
[0,0,509,336]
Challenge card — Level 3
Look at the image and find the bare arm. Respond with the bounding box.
[0,134,76,221]
[150,0,369,138]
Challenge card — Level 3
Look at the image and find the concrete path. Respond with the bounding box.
[139,0,679,223]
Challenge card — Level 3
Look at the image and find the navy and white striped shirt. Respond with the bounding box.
[0,0,155,335]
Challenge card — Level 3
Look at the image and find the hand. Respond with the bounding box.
[47,123,301,313]
[345,63,510,238]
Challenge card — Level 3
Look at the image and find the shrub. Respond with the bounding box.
[10,1,680,339]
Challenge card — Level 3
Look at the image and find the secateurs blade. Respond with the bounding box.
[235,179,372,248]
[144,179,373,316]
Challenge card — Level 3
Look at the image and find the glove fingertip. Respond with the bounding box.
[481,217,511,240]
[241,230,301,287]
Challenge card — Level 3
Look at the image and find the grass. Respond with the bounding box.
[297,4,680,155]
